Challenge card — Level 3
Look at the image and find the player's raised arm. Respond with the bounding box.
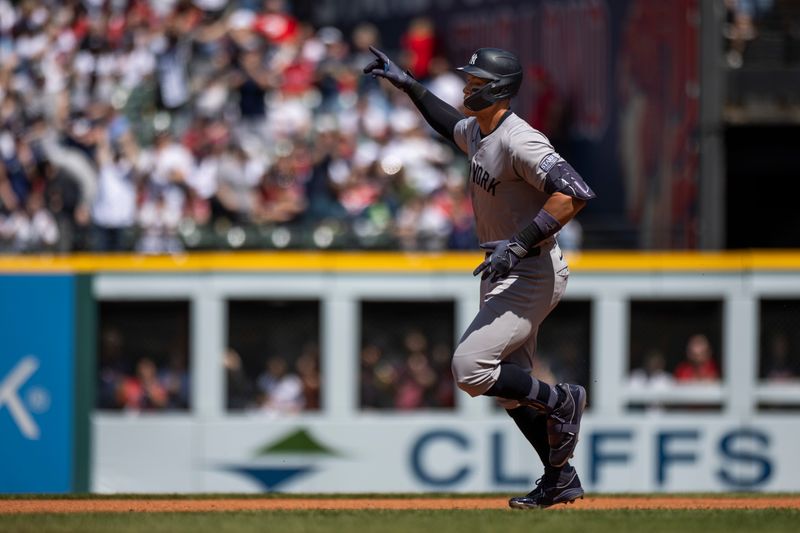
[362,46,464,143]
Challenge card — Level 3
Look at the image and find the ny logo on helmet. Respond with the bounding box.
[469,53,478,65]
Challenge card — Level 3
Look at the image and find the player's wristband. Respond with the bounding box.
[513,209,562,251]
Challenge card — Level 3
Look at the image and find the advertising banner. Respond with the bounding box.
[0,276,75,493]
[93,416,799,493]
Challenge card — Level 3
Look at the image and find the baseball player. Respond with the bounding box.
[364,46,595,508]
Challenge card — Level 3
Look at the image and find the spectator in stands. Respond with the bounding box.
[90,125,137,251]
[256,355,304,414]
[41,112,99,250]
[393,328,457,409]
[119,357,169,411]
[393,329,434,409]
[360,341,399,409]
[20,190,60,251]
[0,131,33,214]
[295,342,321,410]
[254,148,308,224]
[229,42,275,140]
[444,173,477,250]
[395,350,438,409]
[97,326,128,410]
[627,349,674,412]
[350,23,382,96]
[135,128,191,253]
[136,188,184,253]
[225,348,255,410]
[159,352,190,410]
[426,56,465,110]
[763,332,798,381]
[0,3,503,253]
[674,333,721,382]
[154,27,193,131]
[401,17,436,80]
[629,349,674,389]
[303,125,352,224]
[212,141,263,223]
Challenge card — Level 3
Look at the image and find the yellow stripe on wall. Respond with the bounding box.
[0,251,480,273]
[1,251,800,273]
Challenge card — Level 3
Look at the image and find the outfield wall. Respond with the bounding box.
[93,416,792,493]
[2,251,800,493]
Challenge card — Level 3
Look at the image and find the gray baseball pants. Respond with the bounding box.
[451,239,569,408]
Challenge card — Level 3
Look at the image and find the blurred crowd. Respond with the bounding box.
[97,325,190,411]
[97,311,798,414]
[359,328,454,410]
[723,0,800,69]
[724,0,776,68]
[0,0,479,253]
[225,343,320,414]
[628,333,722,395]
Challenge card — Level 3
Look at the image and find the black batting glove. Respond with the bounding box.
[362,46,413,90]
[472,239,529,282]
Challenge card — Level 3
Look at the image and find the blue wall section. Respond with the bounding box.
[0,276,75,493]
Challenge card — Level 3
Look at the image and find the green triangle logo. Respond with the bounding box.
[255,428,339,457]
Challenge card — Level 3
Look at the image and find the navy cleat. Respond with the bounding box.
[508,466,584,509]
[547,383,586,468]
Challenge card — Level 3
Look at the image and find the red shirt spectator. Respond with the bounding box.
[401,17,436,79]
[674,334,721,382]
[119,358,169,410]
[254,13,298,43]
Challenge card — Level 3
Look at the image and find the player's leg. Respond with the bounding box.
[450,304,561,408]
[484,359,587,469]
[451,294,578,433]
[538,241,587,469]
[495,331,554,469]
[452,306,585,507]
[454,241,585,464]
[505,404,551,469]
[497,337,560,470]
[500,333,584,509]
[505,404,584,509]
[451,297,585,464]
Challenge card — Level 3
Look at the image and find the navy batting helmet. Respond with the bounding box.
[457,48,523,111]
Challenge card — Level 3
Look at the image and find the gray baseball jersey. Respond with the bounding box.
[453,112,564,243]
[450,112,570,403]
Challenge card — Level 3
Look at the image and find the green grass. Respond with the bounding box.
[1,509,799,533]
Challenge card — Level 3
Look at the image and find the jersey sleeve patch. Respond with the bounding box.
[539,153,559,173]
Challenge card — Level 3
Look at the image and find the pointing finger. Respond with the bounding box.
[479,240,503,251]
[472,260,489,277]
[368,46,388,62]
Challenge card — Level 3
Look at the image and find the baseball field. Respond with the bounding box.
[1,494,799,532]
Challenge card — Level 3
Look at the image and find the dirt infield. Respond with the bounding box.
[2,496,799,513]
